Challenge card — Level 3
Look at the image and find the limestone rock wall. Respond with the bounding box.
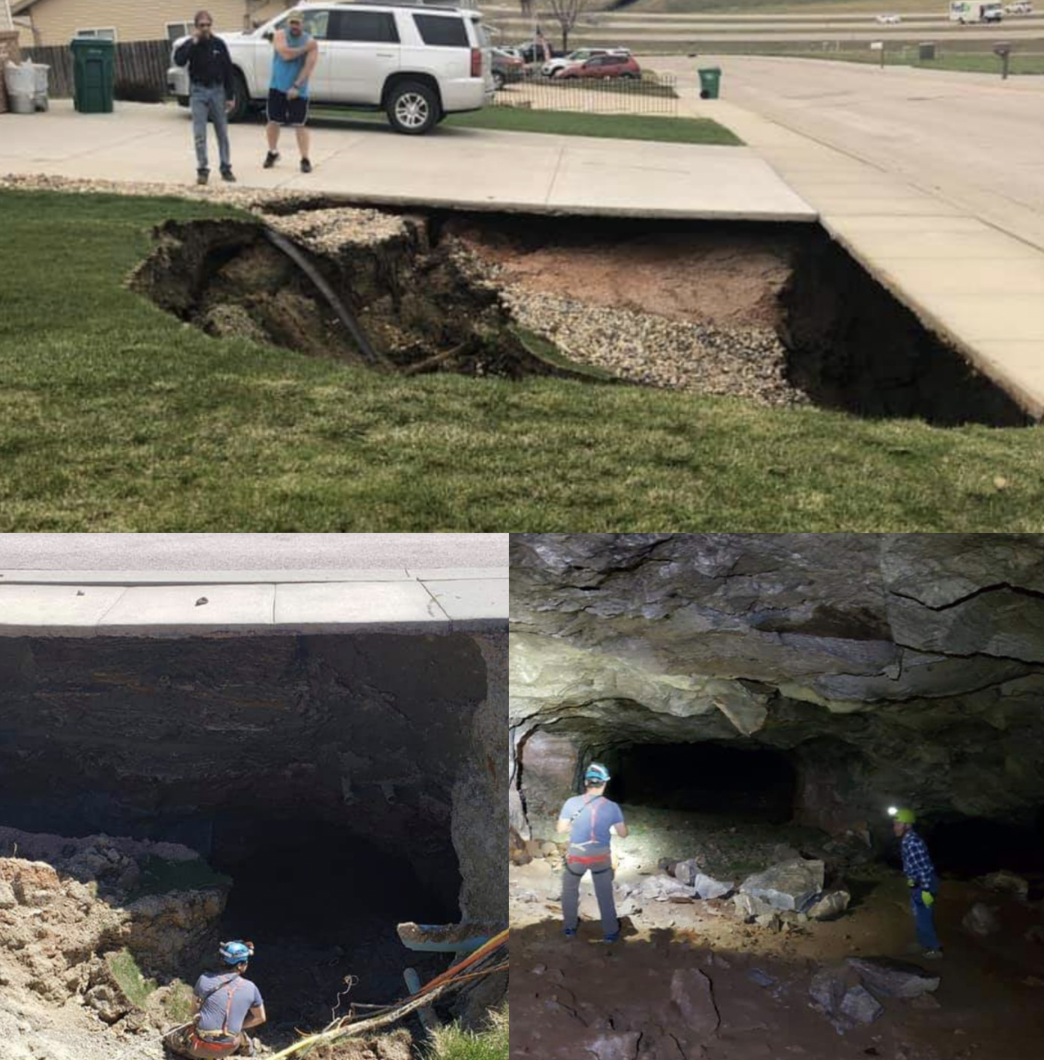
[510,534,1044,833]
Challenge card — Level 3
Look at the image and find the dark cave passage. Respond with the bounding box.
[925,812,1044,885]
[214,819,459,1030]
[601,742,798,823]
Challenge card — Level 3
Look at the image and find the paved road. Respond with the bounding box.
[0,534,507,570]
[662,54,1044,251]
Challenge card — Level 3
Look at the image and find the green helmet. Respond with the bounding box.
[894,808,916,825]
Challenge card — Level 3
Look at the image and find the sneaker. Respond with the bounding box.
[923,949,943,960]
[220,168,237,183]
[196,170,209,185]
[595,931,620,944]
[563,928,577,939]
[300,157,312,173]
[263,150,280,169]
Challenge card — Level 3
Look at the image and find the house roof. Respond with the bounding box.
[11,1,40,15]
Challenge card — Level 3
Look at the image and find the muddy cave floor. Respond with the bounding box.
[509,807,1044,1060]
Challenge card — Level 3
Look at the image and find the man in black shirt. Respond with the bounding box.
[174,10,236,185]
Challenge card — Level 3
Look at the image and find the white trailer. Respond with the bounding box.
[949,1,1004,21]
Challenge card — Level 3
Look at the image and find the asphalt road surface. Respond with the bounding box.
[0,534,508,570]
[659,54,1044,250]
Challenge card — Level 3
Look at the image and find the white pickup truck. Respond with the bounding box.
[168,0,491,134]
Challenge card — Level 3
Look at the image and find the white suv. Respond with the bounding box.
[168,0,491,134]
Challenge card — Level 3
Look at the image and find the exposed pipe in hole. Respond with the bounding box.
[261,225,390,370]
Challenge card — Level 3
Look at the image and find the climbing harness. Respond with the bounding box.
[566,794,611,873]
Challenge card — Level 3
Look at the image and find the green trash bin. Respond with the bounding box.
[698,66,721,100]
[70,37,115,113]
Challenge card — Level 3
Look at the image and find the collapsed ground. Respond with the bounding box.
[8,173,1024,426]
[6,183,1044,532]
[0,632,506,1060]
[508,533,1044,1060]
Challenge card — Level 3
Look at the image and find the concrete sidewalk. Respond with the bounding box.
[0,568,506,636]
[0,99,815,221]
[672,61,1044,420]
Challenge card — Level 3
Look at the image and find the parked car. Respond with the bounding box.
[168,1,491,135]
[875,13,903,22]
[491,47,524,89]
[557,54,641,80]
[1005,1,1032,12]
[542,47,629,78]
[515,40,565,63]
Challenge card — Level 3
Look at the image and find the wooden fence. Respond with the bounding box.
[22,39,171,100]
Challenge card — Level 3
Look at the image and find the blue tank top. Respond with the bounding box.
[271,28,312,98]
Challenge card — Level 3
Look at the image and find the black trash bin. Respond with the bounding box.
[71,37,115,113]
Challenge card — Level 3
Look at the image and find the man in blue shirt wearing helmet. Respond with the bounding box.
[167,940,266,1057]
[557,762,628,943]
[891,807,943,960]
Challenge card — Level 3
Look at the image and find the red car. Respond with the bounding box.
[558,54,641,80]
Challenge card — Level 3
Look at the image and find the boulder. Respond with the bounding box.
[639,875,695,902]
[840,985,883,1025]
[694,874,734,900]
[847,957,940,998]
[808,889,851,921]
[669,968,720,1036]
[0,880,16,910]
[733,893,775,919]
[809,967,848,1015]
[754,913,781,932]
[976,870,1029,902]
[540,842,559,859]
[669,858,733,899]
[524,840,544,859]
[739,859,825,912]
[963,902,1000,937]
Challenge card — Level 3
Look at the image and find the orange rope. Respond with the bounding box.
[415,928,509,997]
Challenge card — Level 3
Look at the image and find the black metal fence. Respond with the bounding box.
[23,39,170,100]
[493,70,678,116]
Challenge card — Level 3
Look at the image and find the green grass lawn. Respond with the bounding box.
[3,188,1044,531]
[427,1007,508,1060]
[310,106,743,145]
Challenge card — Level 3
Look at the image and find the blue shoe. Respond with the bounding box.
[564,927,577,938]
[597,931,620,944]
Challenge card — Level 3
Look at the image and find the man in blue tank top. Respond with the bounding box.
[264,9,320,173]
[557,762,628,943]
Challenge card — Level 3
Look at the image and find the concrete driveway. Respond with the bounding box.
[0,98,813,221]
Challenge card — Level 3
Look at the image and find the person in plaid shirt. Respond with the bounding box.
[892,808,942,959]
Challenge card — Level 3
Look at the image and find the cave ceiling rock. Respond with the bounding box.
[510,632,770,737]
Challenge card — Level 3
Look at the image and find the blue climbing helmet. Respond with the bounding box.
[219,940,254,966]
[585,762,611,784]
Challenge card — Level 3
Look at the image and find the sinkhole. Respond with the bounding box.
[130,204,1029,426]
[0,631,504,1032]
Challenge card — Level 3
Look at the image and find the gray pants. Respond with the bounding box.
[190,83,231,174]
[562,854,617,937]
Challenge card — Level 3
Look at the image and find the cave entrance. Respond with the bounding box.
[604,742,797,824]
[212,818,459,1032]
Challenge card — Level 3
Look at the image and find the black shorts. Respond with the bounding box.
[267,88,309,127]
